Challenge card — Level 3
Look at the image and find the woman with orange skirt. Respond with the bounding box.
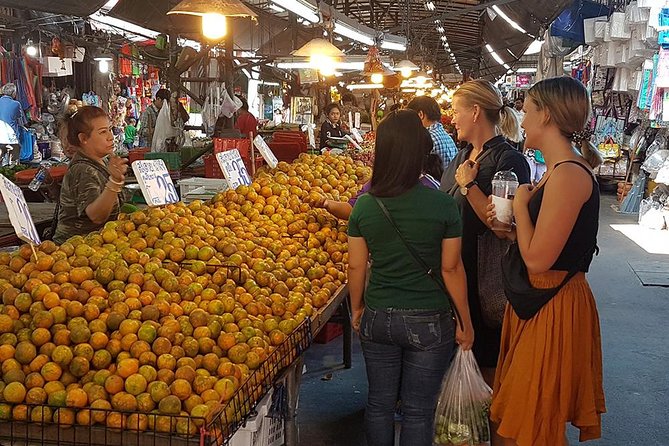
[487,76,606,445]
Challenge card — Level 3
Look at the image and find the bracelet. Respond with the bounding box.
[108,177,124,186]
[105,183,122,194]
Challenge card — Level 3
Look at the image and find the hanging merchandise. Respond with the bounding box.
[638,59,655,110]
[152,102,177,152]
[120,44,133,76]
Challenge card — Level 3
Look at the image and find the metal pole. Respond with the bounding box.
[225,17,235,129]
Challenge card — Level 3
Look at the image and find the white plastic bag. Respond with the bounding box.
[152,102,177,152]
[220,89,242,118]
[434,349,492,446]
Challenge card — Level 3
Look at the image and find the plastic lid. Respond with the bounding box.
[493,170,519,182]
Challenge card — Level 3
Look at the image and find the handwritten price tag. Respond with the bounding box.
[131,160,179,206]
[302,124,315,149]
[0,175,41,244]
[351,128,364,143]
[216,150,252,189]
[253,135,278,169]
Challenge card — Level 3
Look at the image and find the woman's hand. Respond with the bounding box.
[351,307,364,333]
[455,160,479,187]
[456,321,474,350]
[513,184,535,212]
[485,198,497,227]
[108,155,128,183]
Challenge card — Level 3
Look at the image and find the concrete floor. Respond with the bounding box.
[296,195,669,446]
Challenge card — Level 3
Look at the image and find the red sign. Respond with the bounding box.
[516,74,532,88]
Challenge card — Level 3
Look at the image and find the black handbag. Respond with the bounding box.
[477,231,511,328]
[372,196,463,329]
[501,242,598,320]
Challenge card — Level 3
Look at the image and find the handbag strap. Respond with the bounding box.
[372,196,463,329]
[446,140,508,196]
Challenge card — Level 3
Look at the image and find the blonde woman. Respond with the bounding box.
[439,80,530,390]
[488,77,605,446]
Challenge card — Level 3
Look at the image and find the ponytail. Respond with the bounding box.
[580,139,603,169]
[498,105,522,143]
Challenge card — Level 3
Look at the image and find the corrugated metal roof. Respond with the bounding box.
[0,0,108,17]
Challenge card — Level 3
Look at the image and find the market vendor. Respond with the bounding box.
[320,103,348,150]
[53,106,128,244]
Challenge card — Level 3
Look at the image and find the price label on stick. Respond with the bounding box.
[132,160,179,206]
[0,174,41,245]
[351,128,364,143]
[216,149,252,189]
[253,135,279,169]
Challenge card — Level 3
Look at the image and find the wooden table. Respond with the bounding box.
[0,202,56,247]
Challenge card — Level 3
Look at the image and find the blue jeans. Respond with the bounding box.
[359,307,455,446]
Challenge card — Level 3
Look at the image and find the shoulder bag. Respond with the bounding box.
[502,160,599,320]
[372,196,463,329]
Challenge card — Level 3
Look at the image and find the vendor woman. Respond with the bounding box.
[320,103,348,150]
[53,106,128,244]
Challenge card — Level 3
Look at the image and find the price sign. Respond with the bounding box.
[345,135,363,151]
[216,150,252,189]
[354,112,361,129]
[351,128,364,143]
[253,135,279,169]
[0,175,41,244]
[131,160,179,206]
[303,124,315,148]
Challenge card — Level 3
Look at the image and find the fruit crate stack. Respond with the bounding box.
[204,139,263,179]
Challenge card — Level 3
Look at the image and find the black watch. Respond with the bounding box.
[460,180,478,196]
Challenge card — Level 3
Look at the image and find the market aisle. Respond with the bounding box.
[298,195,669,446]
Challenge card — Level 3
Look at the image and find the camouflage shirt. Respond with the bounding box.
[53,153,119,244]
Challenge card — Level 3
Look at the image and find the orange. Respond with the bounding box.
[117,358,139,378]
[40,362,63,382]
[104,375,125,395]
[65,388,88,408]
[90,399,112,424]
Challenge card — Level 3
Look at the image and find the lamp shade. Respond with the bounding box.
[394,60,419,71]
[292,38,344,58]
[167,0,257,18]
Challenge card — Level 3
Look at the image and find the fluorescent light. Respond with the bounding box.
[276,61,366,70]
[485,43,505,66]
[503,63,511,70]
[334,22,374,45]
[516,67,537,73]
[492,5,527,34]
[272,0,319,23]
[425,1,435,11]
[381,40,407,52]
[437,26,444,33]
[347,83,384,90]
[440,36,447,42]
[270,3,285,12]
[402,88,416,93]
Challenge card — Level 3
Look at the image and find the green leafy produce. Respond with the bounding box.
[0,165,30,181]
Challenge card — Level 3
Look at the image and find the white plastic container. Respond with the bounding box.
[229,388,285,446]
[178,177,228,203]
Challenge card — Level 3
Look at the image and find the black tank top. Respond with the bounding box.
[528,160,599,272]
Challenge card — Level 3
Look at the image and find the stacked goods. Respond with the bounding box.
[0,154,372,435]
[348,131,375,167]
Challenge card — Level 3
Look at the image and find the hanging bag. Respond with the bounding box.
[501,161,599,320]
[434,348,492,445]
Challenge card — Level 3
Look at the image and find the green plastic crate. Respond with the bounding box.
[145,152,182,171]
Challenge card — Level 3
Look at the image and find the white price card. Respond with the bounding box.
[302,124,315,148]
[354,112,361,129]
[345,135,363,151]
[253,135,279,169]
[131,160,179,206]
[351,128,364,143]
[216,150,252,189]
[0,174,41,245]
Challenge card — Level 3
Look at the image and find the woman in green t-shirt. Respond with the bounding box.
[348,109,474,446]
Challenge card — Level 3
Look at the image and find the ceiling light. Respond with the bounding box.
[370,73,384,84]
[269,3,285,12]
[491,5,527,34]
[25,40,38,57]
[516,67,537,73]
[441,36,447,42]
[485,43,506,66]
[425,1,435,11]
[380,40,407,52]
[334,22,375,46]
[347,83,384,90]
[272,0,319,23]
[292,38,344,76]
[167,0,257,41]
[437,26,444,33]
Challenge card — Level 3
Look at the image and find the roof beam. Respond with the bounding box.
[387,0,519,32]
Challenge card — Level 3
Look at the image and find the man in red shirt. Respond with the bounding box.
[234,96,258,138]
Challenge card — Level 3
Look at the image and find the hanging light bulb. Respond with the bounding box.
[168,0,256,41]
[370,73,384,84]
[202,13,227,40]
[26,40,38,57]
[311,54,337,76]
[293,39,345,77]
[400,67,412,78]
[95,56,113,74]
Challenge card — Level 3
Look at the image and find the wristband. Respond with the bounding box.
[108,177,124,186]
[105,183,122,194]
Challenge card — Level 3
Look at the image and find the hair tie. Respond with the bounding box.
[70,111,78,118]
[571,128,593,144]
[499,105,505,113]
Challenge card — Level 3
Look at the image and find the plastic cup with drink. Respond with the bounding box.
[490,170,519,232]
